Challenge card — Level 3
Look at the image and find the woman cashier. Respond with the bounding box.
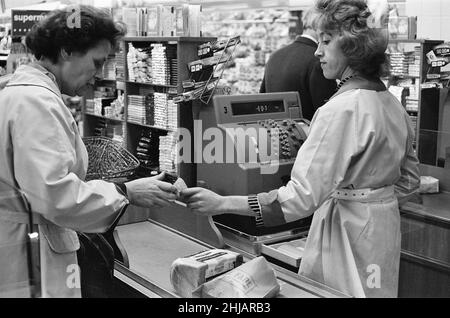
[181,0,420,298]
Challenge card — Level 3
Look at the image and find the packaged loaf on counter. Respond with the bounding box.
[170,249,243,297]
[192,256,280,298]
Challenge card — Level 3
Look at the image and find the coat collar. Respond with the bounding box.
[6,63,62,98]
[294,35,318,48]
[330,77,387,100]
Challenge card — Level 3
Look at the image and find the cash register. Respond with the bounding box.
[197,92,312,260]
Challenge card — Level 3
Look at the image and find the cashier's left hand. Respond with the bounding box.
[180,188,226,216]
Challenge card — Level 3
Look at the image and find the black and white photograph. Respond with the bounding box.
[0,0,449,304]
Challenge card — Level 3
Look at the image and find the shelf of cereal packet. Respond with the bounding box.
[82,36,215,190]
[385,39,447,155]
[124,36,216,187]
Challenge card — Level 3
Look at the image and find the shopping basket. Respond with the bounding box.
[83,136,140,181]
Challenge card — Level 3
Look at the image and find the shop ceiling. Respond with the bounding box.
[1,0,316,13]
[0,0,404,19]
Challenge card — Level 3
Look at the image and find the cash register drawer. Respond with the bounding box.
[261,237,307,268]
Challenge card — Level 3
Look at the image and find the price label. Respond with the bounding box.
[435,47,450,56]
[190,64,203,73]
[431,60,447,67]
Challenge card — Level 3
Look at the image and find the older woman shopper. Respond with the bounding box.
[181,0,420,298]
[0,6,178,297]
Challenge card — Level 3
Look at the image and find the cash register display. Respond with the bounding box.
[231,100,285,116]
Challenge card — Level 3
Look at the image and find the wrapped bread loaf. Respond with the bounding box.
[170,249,243,297]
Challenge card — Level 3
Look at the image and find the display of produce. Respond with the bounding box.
[202,9,295,94]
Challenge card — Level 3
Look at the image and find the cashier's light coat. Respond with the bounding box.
[0,64,128,297]
[258,80,420,297]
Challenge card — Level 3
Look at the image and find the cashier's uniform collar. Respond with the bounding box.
[330,75,387,100]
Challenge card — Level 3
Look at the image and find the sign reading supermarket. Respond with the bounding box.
[11,10,49,37]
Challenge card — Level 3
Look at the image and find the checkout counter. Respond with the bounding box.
[112,92,450,298]
[112,92,348,298]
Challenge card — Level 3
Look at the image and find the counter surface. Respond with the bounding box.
[114,220,348,298]
[402,192,450,224]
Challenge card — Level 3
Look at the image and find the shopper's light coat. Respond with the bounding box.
[0,64,128,297]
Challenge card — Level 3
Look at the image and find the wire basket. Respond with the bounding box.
[83,136,140,181]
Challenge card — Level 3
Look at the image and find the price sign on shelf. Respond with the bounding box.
[433,43,450,57]
[431,59,448,68]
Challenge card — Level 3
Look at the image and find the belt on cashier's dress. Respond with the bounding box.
[331,185,395,202]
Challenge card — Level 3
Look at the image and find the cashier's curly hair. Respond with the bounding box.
[315,0,390,78]
[26,5,126,63]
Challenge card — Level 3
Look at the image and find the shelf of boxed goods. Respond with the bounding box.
[81,51,127,145]
[114,36,216,226]
[83,112,125,122]
[124,80,178,90]
[387,39,444,150]
[123,36,210,43]
[122,36,216,184]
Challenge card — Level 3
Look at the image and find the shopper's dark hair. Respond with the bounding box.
[26,5,126,63]
[315,0,389,78]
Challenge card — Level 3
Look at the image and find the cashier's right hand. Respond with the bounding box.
[124,172,179,208]
[180,187,226,216]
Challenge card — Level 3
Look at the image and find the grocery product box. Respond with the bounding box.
[389,16,417,40]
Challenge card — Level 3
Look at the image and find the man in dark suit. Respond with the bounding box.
[260,8,337,121]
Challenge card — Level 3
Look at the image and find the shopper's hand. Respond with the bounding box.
[180,187,226,216]
[125,172,179,208]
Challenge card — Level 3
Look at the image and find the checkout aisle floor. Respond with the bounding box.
[116,220,323,298]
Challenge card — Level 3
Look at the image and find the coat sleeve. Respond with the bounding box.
[258,100,359,226]
[12,89,128,233]
[394,115,420,205]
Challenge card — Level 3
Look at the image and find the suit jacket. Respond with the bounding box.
[260,36,337,121]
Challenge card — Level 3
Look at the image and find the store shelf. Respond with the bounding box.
[126,120,175,133]
[388,39,428,44]
[82,36,216,189]
[126,80,177,89]
[387,38,445,158]
[389,39,421,44]
[84,112,124,122]
[124,36,215,43]
[204,19,292,24]
[95,78,117,82]
[389,74,420,79]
